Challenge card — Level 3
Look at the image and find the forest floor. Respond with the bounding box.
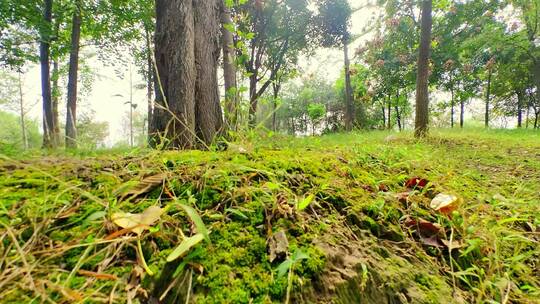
[0,129,539,304]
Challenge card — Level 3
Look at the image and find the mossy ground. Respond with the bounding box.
[0,129,539,303]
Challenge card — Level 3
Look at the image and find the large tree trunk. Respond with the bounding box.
[414,0,432,138]
[65,1,82,148]
[18,72,28,150]
[485,69,491,128]
[344,40,354,131]
[194,0,223,147]
[221,2,238,132]
[153,0,196,149]
[40,0,56,148]
[395,90,401,131]
[51,60,60,144]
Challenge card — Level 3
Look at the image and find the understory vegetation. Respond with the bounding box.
[1,129,538,303]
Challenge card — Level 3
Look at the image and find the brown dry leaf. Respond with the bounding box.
[430,193,460,215]
[403,218,442,235]
[120,173,167,201]
[78,270,118,281]
[405,177,429,189]
[441,239,463,250]
[111,206,164,236]
[268,230,289,262]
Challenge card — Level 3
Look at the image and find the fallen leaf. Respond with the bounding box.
[441,239,463,250]
[118,173,167,201]
[419,235,444,247]
[405,177,429,189]
[268,230,289,262]
[378,184,389,192]
[403,218,442,235]
[111,206,164,236]
[395,192,410,203]
[430,193,460,214]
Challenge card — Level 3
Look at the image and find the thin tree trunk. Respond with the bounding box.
[387,94,391,130]
[460,99,464,128]
[395,90,401,131]
[517,90,523,128]
[248,73,259,128]
[153,0,196,149]
[344,40,354,131]
[272,81,281,132]
[450,83,454,128]
[414,0,432,138]
[65,1,82,148]
[485,69,491,128]
[535,110,539,129]
[40,0,55,148]
[221,2,238,132]
[51,60,60,145]
[381,104,386,129]
[18,72,28,150]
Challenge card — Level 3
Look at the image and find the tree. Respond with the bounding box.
[221,0,238,132]
[40,0,57,148]
[414,0,432,138]
[307,103,325,135]
[317,0,355,130]
[153,0,223,149]
[65,0,82,148]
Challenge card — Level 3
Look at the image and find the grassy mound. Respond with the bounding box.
[0,129,539,303]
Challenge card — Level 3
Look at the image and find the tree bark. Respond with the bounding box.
[65,1,82,148]
[450,83,454,128]
[414,0,432,138]
[18,72,28,150]
[387,94,391,130]
[272,81,281,132]
[194,0,223,147]
[517,90,523,128]
[153,0,196,149]
[344,40,354,131]
[40,0,56,148]
[485,69,491,128]
[221,2,238,132]
[395,90,401,131]
[460,99,464,128]
[52,60,60,144]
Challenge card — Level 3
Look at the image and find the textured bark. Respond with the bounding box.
[414,0,432,138]
[221,3,238,131]
[40,0,56,148]
[65,2,82,148]
[194,0,223,146]
[344,41,354,131]
[51,60,60,144]
[485,69,491,128]
[272,81,281,132]
[153,0,196,149]
[395,90,401,131]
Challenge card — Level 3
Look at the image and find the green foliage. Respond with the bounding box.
[0,110,41,153]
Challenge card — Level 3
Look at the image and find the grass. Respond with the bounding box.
[0,128,538,303]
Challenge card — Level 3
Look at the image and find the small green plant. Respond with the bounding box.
[276,249,309,304]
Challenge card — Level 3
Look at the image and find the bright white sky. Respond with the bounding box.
[12,0,378,145]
